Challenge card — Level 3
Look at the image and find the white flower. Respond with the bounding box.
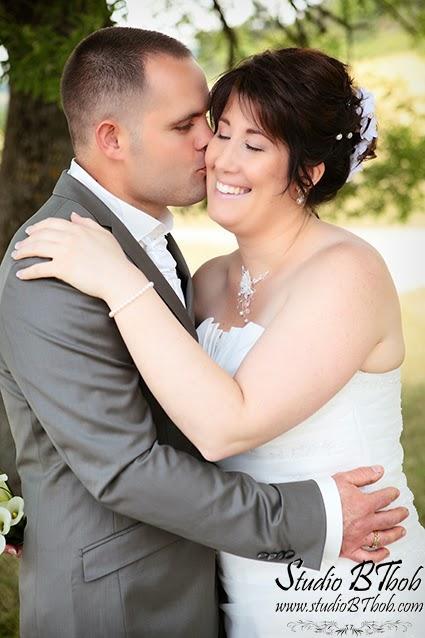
[0,533,6,555]
[0,506,12,536]
[347,88,378,182]
[5,496,25,526]
[0,475,12,503]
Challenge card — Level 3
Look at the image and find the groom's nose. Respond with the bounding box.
[194,119,214,151]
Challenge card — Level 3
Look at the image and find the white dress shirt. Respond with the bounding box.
[68,159,186,307]
[68,160,342,567]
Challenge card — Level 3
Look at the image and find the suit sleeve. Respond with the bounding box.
[0,263,327,569]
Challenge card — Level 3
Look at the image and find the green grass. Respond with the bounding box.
[400,288,425,523]
[0,287,423,636]
[0,554,19,638]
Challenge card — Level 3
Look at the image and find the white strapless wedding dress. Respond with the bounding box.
[197,317,425,638]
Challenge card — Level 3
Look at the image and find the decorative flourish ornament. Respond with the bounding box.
[287,619,413,634]
[237,266,269,324]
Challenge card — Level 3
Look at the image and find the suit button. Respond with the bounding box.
[257,552,269,559]
[268,552,278,560]
[276,549,296,560]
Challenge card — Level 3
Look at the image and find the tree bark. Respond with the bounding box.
[0,86,72,257]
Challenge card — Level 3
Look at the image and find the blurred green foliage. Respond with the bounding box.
[0,1,124,103]
[192,3,425,224]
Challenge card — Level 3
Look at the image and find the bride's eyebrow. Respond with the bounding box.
[219,117,268,138]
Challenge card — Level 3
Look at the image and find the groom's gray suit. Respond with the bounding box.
[0,172,327,638]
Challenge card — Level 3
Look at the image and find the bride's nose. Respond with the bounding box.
[213,141,240,174]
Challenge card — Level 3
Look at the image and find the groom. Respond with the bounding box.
[0,27,407,638]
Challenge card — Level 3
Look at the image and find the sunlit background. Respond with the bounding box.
[0,2,424,635]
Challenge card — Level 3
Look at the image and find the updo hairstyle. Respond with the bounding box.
[209,47,377,209]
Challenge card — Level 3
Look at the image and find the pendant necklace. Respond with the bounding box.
[237,266,269,323]
[237,211,311,323]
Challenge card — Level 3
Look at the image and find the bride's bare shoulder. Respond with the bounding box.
[193,251,236,322]
[305,221,395,297]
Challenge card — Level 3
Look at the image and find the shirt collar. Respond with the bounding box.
[68,159,173,245]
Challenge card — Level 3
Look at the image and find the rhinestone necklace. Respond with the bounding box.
[237,266,269,323]
[236,211,311,323]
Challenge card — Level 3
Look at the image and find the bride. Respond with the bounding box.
[12,48,425,635]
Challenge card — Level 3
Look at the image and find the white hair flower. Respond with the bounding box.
[0,533,6,555]
[347,88,378,181]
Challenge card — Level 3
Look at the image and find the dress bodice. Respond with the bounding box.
[196,317,418,530]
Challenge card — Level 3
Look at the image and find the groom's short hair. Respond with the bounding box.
[61,26,192,150]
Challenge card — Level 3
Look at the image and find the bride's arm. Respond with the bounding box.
[13,217,395,461]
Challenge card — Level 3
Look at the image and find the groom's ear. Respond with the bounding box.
[95,120,125,159]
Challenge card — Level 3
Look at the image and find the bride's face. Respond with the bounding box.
[205,94,293,235]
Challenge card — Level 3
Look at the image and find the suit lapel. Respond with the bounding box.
[52,172,198,340]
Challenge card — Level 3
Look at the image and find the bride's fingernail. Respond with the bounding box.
[25,226,33,234]
[11,251,17,258]
[14,241,21,249]
[16,270,24,279]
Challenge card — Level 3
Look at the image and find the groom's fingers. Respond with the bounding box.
[364,525,406,549]
[333,465,384,488]
[365,488,403,513]
[349,547,390,564]
[368,506,409,531]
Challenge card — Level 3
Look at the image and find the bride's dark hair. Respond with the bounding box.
[209,47,377,209]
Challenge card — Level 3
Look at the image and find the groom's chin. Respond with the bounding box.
[176,183,207,207]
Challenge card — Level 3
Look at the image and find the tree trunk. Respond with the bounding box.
[0,84,72,257]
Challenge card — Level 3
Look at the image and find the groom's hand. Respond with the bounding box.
[333,465,409,563]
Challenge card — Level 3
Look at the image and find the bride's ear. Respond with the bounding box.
[95,120,125,159]
[309,162,325,186]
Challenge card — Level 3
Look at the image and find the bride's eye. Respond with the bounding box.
[245,143,263,152]
[217,131,230,140]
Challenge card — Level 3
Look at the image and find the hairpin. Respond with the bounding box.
[335,132,353,140]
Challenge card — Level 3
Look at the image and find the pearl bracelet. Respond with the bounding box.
[108,281,154,318]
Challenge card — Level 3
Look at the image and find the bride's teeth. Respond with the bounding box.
[216,181,249,195]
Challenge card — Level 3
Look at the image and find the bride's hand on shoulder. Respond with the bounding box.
[11,212,138,300]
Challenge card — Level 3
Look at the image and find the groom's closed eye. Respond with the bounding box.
[175,122,194,132]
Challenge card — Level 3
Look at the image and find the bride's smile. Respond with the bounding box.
[205,94,295,236]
